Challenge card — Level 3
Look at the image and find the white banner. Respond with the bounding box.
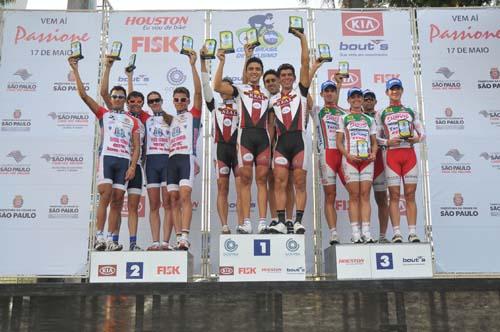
[209,9,315,274]
[0,11,101,276]
[313,9,425,248]
[417,8,500,273]
[107,11,206,274]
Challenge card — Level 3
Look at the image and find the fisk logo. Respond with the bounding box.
[98,264,117,276]
[342,12,384,36]
[238,267,256,275]
[157,265,180,275]
[328,69,361,88]
[374,73,400,84]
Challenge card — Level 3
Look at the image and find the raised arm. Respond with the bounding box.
[241,44,255,85]
[126,66,134,94]
[200,46,215,112]
[291,29,310,88]
[100,55,115,110]
[188,50,202,111]
[213,49,235,96]
[68,57,100,115]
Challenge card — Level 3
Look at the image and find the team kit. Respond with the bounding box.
[68,22,425,252]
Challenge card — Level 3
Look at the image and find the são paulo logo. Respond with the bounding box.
[478,109,500,128]
[432,67,461,90]
[434,107,464,130]
[1,109,31,132]
[0,195,37,220]
[441,148,471,174]
[477,67,500,90]
[7,69,37,92]
[440,193,478,217]
[479,152,500,170]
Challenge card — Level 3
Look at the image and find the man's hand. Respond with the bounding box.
[125,165,136,181]
[244,43,255,58]
[407,135,420,144]
[333,72,344,85]
[216,49,226,62]
[200,45,208,58]
[68,57,79,71]
[368,152,376,162]
[290,28,305,39]
[346,154,363,163]
[387,138,403,147]
[104,55,115,68]
[188,50,198,66]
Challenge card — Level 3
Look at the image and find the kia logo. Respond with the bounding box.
[219,266,234,275]
[98,265,117,276]
[342,12,384,36]
[345,16,380,33]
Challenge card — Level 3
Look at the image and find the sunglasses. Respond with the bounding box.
[264,78,277,84]
[173,97,188,103]
[110,94,125,100]
[147,98,162,104]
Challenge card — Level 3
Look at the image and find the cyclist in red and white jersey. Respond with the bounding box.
[362,89,390,244]
[101,56,149,251]
[167,50,202,250]
[68,56,140,251]
[268,28,310,235]
[200,46,242,235]
[214,49,272,234]
[336,87,378,243]
[376,78,425,243]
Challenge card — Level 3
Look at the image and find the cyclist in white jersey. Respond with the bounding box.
[200,46,242,234]
[167,50,202,250]
[68,56,140,251]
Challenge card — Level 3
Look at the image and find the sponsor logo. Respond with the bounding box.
[53,71,89,92]
[223,238,238,256]
[1,151,31,176]
[238,267,256,275]
[7,69,37,92]
[166,67,186,86]
[125,16,189,26]
[479,152,500,170]
[156,265,180,275]
[478,109,500,128]
[131,36,180,53]
[402,256,426,266]
[40,153,84,173]
[441,149,471,174]
[121,195,146,218]
[261,267,282,273]
[434,107,464,130]
[98,264,117,277]
[337,258,366,265]
[432,67,461,90]
[243,153,254,162]
[127,262,144,279]
[219,166,230,175]
[286,267,306,274]
[254,239,271,256]
[1,109,32,132]
[219,266,234,275]
[223,118,232,127]
[440,193,479,217]
[47,111,90,130]
[328,69,361,88]
[0,195,37,220]
[117,74,150,86]
[285,238,301,256]
[341,12,384,36]
[376,253,393,270]
[274,156,288,165]
[490,203,500,217]
[48,194,80,219]
[477,67,500,90]
[373,73,400,84]
[339,39,389,57]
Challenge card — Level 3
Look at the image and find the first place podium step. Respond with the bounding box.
[219,234,306,282]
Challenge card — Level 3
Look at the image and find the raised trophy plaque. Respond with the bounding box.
[289,16,304,33]
[180,36,194,55]
[109,41,122,60]
[201,39,217,60]
[318,44,332,62]
[125,54,136,73]
[339,60,350,78]
[220,31,235,54]
[70,41,84,60]
[246,28,260,48]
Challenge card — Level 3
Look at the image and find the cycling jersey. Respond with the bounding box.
[376,105,425,149]
[145,112,170,155]
[269,83,308,136]
[312,105,347,151]
[207,99,239,144]
[169,107,202,156]
[128,110,148,165]
[337,112,376,158]
[233,84,271,130]
[96,107,139,160]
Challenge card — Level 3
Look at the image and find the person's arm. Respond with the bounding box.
[408,109,426,144]
[125,126,140,181]
[213,49,235,96]
[200,46,215,112]
[291,29,309,89]
[188,50,202,111]
[241,44,255,85]
[126,66,134,94]
[336,119,360,163]
[332,72,343,106]
[100,55,114,110]
[68,57,100,115]
[369,120,378,161]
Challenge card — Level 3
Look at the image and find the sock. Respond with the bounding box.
[361,222,370,236]
[379,233,386,239]
[112,234,119,242]
[176,233,182,241]
[295,210,304,224]
[96,230,104,240]
[106,232,113,241]
[182,229,190,239]
[409,225,417,235]
[330,227,337,235]
[277,210,286,224]
[393,226,401,236]
[162,241,169,246]
[129,236,137,246]
[350,222,360,235]
[259,218,266,224]
[152,241,160,246]
[243,218,250,224]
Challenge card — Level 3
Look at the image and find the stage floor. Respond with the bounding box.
[1,279,500,331]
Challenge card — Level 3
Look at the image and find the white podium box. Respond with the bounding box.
[324,243,433,280]
[89,251,193,283]
[219,234,306,282]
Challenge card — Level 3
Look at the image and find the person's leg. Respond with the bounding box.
[147,187,161,249]
[359,180,374,242]
[374,190,389,241]
[178,186,193,250]
[292,168,307,234]
[270,164,288,234]
[285,171,295,220]
[95,183,112,250]
[161,186,174,249]
[404,183,418,241]
[345,181,361,243]
[107,188,125,250]
[127,193,141,250]
[388,185,402,242]
[217,177,230,228]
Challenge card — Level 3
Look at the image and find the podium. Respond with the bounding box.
[89,251,193,283]
[325,243,433,280]
[219,234,306,282]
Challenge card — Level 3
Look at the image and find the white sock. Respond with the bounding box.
[96,230,104,240]
[379,233,386,239]
[244,219,251,225]
[409,225,417,235]
[351,222,360,235]
[259,218,266,224]
[153,241,160,246]
[393,226,401,236]
[330,227,337,235]
[162,241,169,246]
[106,232,113,241]
[361,222,370,236]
